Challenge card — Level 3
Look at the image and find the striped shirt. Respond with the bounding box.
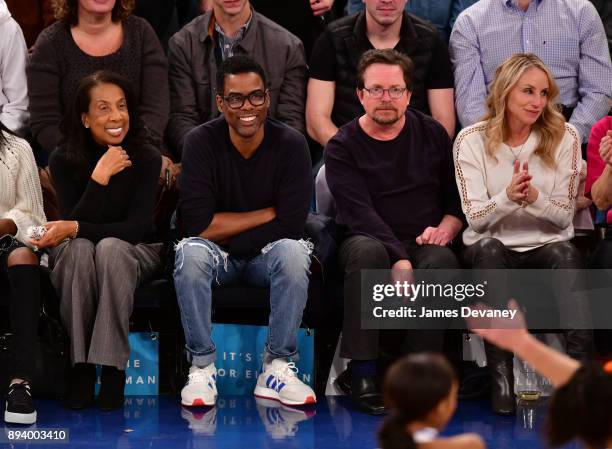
[450,0,612,143]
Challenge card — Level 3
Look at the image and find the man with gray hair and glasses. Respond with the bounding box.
[325,48,464,415]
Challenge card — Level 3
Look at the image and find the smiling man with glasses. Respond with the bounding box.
[325,49,464,414]
[174,55,315,409]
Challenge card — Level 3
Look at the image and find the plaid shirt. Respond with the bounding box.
[215,14,253,61]
[450,0,612,143]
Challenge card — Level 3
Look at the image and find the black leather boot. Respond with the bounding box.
[350,376,387,415]
[565,329,594,362]
[484,342,516,416]
[98,366,126,411]
[64,363,96,410]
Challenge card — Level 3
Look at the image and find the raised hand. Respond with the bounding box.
[310,0,334,16]
[600,131,612,166]
[91,145,132,186]
[466,300,529,352]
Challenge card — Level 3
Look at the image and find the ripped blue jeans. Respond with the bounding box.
[173,237,312,368]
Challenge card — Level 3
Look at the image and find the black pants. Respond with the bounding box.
[590,237,612,269]
[338,235,460,360]
[463,238,593,358]
[0,235,41,381]
[590,237,612,354]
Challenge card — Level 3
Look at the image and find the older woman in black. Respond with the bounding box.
[33,71,162,411]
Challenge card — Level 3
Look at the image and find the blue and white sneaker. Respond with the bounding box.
[255,397,316,439]
[254,359,316,406]
[181,364,217,407]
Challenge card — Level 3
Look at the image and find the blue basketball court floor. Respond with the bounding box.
[1,395,582,449]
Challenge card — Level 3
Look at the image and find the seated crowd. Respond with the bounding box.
[0,3,611,449]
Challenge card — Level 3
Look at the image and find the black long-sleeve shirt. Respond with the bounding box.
[49,142,161,244]
[325,109,463,264]
[179,116,313,257]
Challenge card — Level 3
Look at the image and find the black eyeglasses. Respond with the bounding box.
[362,86,407,99]
[222,89,268,109]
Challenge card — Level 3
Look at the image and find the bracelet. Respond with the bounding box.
[71,221,79,239]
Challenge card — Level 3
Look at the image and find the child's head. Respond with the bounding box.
[378,353,458,449]
[546,363,612,449]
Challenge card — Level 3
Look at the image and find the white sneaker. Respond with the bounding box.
[254,359,316,406]
[181,364,217,407]
[180,405,217,435]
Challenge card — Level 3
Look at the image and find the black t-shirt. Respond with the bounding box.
[309,13,454,122]
[324,109,462,264]
[309,21,453,90]
[179,116,313,257]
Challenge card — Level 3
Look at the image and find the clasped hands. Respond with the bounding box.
[506,160,538,207]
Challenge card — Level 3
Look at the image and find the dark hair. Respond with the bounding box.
[215,55,268,96]
[546,363,612,448]
[60,70,145,172]
[378,353,457,449]
[356,49,414,91]
[0,121,17,152]
[52,0,134,25]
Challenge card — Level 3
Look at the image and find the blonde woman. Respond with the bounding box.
[454,53,592,416]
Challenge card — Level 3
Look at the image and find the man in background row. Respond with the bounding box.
[307,0,456,151]
[450,0,612,143]
[167,0,307,159]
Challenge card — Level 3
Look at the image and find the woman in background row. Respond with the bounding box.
[33,71,163,411]
[454,53,592,416]
[27,0,169,162]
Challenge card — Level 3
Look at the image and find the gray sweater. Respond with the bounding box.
[27,15,169,154]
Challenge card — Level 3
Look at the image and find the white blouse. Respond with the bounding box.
[0,131,46,245]
[454,122,580,251]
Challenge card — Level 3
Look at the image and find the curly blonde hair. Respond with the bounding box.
[482,53,566,168]
[52,0,135,25]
